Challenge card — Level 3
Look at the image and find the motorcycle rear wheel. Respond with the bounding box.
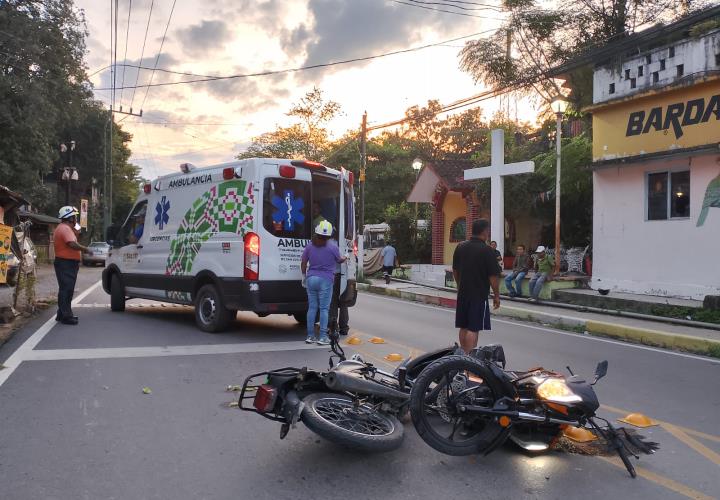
[409,355,508,456]
[301,393,404,452]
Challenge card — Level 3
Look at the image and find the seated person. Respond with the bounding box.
[128,207,146,244]
[490,240,503,273]
[312,201,326,229]
[529,245,555,301]
[504,245,530,297]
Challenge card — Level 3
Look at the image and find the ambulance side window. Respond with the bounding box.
[118,201,148,246]
[263,178,311,239]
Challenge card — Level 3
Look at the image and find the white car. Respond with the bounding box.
[103,158,358,332]
[83,242,110,266]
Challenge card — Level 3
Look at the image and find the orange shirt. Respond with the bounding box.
[54,223,81,261]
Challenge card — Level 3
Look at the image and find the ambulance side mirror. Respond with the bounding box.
[106,224,120,247]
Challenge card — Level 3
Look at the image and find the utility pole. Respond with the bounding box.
[359,111,367,231]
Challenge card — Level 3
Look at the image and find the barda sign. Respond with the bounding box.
[626,94,720,139]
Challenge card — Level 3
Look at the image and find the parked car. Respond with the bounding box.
[83,242,110,266]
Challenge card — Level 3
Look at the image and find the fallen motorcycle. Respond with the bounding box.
[408,345,659,477]
[238,334,454,452]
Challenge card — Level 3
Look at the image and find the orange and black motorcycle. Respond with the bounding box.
[408,345,658,478]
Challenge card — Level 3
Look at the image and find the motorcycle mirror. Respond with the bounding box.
[592,360,609,385]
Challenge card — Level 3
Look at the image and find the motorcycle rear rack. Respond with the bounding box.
[238,367,303,422]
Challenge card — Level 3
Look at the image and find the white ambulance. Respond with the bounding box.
[102,159,358,332]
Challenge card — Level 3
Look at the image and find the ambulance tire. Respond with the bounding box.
[195,284,232,333]
[110,274,126,312]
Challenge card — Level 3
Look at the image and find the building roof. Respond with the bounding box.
[407,159,476,203]
[551,5,720,77]
[0,184,28,209]
[17,211,60,225]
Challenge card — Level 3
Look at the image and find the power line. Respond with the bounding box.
[129,0,154,112]
[388,0,503,19]
[95,29,498,91]
[139,0,177,112]
[118,0,133,108]
[404,0,503,12]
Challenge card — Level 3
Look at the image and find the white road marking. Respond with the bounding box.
[359,292,720,365]
[24,342,321,361]
[0,281,103,388]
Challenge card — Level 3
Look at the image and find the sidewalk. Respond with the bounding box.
[359,279,720,357]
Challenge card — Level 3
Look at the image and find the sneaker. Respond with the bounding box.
[317,336,331,346]
[509,291,517,298]
[305,336,316,344]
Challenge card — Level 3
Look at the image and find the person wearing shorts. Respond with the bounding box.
[451,219,501,353]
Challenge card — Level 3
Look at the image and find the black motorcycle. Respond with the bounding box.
[238,335,454,452]
[408,345,658,477]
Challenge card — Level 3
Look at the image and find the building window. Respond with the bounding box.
[625,68,631,80]
[609,83,615,94]
[630,78,636,89]
[660,59,666,70]
[449,217,466,242]
[647,170,690,221]
[669,46,675,58]
[646,54,652,64]
[653,71,659,83]
[716,53,720,65]
[638,65,644,76]
[677,64,684,77]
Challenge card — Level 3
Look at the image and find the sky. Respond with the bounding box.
[80,0,542,180]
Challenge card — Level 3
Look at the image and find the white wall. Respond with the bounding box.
[592,154,720,299]
[593,29,720,104]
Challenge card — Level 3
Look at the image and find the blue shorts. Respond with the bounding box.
[455,296,491,332]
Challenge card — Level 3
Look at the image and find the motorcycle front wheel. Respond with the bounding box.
[301,393,404,452]
[409,355,509,456]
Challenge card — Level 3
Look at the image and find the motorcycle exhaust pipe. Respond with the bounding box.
[325,372,409,401]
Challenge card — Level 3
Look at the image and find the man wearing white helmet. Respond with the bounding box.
[301,220,347,345]
[53,206,92,325]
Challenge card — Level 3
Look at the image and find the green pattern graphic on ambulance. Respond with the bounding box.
[165,180,255,275]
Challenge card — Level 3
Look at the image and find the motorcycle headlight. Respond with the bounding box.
[537,378,582,404]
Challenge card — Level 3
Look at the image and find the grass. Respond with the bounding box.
[649,306,720,325]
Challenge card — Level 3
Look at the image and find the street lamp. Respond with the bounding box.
[412,158,423,239]
[551,98,568,274]
[60,141,78,205]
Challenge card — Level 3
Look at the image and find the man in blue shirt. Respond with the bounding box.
[380,240,398,276]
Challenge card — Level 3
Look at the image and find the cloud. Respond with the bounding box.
[280,0,475,80]
[176,19,229,57]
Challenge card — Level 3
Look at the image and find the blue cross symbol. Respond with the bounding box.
[271,190,304,231]
[155,196,170,230]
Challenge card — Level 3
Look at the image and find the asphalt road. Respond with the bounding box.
[0,273,718,500]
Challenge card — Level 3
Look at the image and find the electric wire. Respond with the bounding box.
[139,0,177,112]
[118,0,133,108]
[96,29,498,91]
[388,0,502,18]
[129,0,154,112]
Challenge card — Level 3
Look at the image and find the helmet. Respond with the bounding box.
[315,220,333,237]
[58,206,79,220]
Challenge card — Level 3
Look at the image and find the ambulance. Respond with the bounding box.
[102,159,358,332]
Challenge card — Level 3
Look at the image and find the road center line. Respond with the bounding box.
[0,281,102,388]
[24,342,322,361]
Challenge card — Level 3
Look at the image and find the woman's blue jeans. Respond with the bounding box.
[306,275,333,339]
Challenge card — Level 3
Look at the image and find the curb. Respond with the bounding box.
[357,283,720,357]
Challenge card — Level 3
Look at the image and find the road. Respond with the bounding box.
[0,271,718,500]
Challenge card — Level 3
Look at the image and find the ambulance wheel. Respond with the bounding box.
[110,274,125,312]
[293,312,307,325]
[195,284,232,333]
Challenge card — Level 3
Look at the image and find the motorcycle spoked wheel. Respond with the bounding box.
[410,355,508,456]
[301,393,404,452]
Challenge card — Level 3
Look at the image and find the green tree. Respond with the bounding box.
[238,87,340,161]
[0,0,90,203]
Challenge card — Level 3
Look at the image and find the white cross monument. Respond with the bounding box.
[463,128,535,258]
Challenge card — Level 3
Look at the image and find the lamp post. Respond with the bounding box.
[551,98,568,274]
[60,141,78,205]
[412,158,423,237]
